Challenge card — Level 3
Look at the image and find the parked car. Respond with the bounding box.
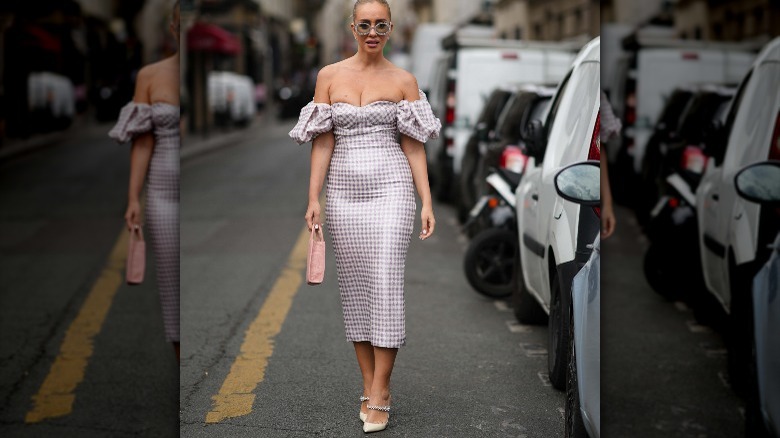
[554,162,601,438]
[28,71,75,132]
[456,85,515,221]
[208,71,256,127]
[427,33,577,202]
[695,36,780,393]
[513,36,601,390]
[732,161,780,438]
[608,32,756,203]
[459,84,555,222]
[409,22,456,95]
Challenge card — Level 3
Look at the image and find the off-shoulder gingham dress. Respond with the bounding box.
[109,102,180,343]
[290,89,441,348]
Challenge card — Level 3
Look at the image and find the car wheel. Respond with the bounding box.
[565,306,587,438]
[548,265,570,390]
[512,250,547,325]
[463,228,516,298]
[745,325,771,437]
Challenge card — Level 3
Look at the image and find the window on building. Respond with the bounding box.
[753,6,765,35]
[515,26,522,40]
[574,8,582,33]
[694,26,702,40]
[558,13,564,38]
[534,22,542,39]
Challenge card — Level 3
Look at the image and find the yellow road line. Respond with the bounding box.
[25,227,129,423]
[205,225,310,423]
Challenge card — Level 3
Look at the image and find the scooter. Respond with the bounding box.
[643,145,708,300]
[463,146,526,298]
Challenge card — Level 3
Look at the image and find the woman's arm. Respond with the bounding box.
[304,66,336,231]
[400,74,435,240]
[125,67,155,231]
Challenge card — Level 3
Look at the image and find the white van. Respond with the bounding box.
[409,23,456,94]
[428,35,578,199]
[611,35,757,174]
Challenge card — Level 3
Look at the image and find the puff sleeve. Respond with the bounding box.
[397,89,442,143]
[108,102,153,144]
[288,102,333,144]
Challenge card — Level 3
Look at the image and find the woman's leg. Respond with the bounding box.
[354,341,375,416]
[366,346,397,424]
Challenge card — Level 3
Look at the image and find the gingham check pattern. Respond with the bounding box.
[289,90,441,348]
[110,102,180,343]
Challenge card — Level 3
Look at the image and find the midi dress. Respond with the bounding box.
[289,89,441,348]
[109,102,180,343]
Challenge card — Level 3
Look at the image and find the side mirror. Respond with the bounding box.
[554,161,601,206]
[734,161,780,205]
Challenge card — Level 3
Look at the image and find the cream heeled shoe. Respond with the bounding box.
[359,395,369,422]
[362,396,391,433]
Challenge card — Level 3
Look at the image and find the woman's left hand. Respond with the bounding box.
[419,206,435,240]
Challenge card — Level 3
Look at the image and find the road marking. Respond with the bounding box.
[521,343,547,357]
[537,371,551,386]
[506,321,533,333]
[26,227,129,423]
[686,319,712,333]
[494,300,511,312]
[699,342,727,358]
[205,226,309,424]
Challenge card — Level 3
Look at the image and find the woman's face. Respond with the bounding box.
[351,2,392,53]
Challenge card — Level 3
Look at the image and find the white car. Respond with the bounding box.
[732,161,780,438]
[513,36,601,390]
[695,36,780,392]
[554,162,601,438]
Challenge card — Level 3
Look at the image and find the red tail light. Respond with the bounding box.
[588,113,600,160]
[681,52,699,60]
[590,112,601,219]
[446,105,455,124]
[499,145,527,173]
[769,111,780,160]
[681,145,707,174]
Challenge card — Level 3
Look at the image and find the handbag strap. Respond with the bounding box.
[310,224,323,242]
[131,225,144,241]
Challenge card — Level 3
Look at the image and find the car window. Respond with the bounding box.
[544,71,572,143]
[496,92,535,142]
[724,63,780,168]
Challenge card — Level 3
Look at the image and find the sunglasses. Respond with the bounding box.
[354,21,392,36]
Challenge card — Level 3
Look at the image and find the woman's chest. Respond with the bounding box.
[329,75,403,106]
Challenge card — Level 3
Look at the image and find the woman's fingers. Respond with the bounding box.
[419,214,435,240]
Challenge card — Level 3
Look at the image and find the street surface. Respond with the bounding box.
[179,120,566,437]
[0,123,178,437]
[601,206,745,437]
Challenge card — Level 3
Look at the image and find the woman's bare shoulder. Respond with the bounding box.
[388,67,419,101]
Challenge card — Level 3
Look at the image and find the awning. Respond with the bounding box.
[187,22,241,55]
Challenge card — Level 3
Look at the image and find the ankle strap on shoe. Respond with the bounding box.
[367,404,390,412]
[360,396,370,402]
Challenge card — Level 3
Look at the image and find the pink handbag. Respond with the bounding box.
[307,224,325,285]
[126,225,146,285]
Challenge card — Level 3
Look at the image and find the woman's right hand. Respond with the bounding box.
[125,200,141,231]
[305,201,321,231]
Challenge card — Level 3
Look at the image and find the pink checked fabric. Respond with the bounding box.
[289,89,441,348]
[109,102,180,343]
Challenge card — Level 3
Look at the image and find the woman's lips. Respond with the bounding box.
[366,40,379,48]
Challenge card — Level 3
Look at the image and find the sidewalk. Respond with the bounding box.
[0,111,293,163]
[0,115,105,162]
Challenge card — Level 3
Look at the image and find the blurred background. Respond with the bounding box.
[0,1,179,437]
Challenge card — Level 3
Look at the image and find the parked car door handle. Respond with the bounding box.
[531,193,539,201]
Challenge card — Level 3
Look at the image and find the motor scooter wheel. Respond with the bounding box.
[463,228,516,298]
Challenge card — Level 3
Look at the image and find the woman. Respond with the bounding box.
[289,0,441,432]
[108,1,180,361]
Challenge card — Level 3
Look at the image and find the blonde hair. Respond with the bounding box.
[351,0,391,21]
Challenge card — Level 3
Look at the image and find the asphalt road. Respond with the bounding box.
[179,120,566,437]
[0,123,178,437]
[601,205,744,437]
